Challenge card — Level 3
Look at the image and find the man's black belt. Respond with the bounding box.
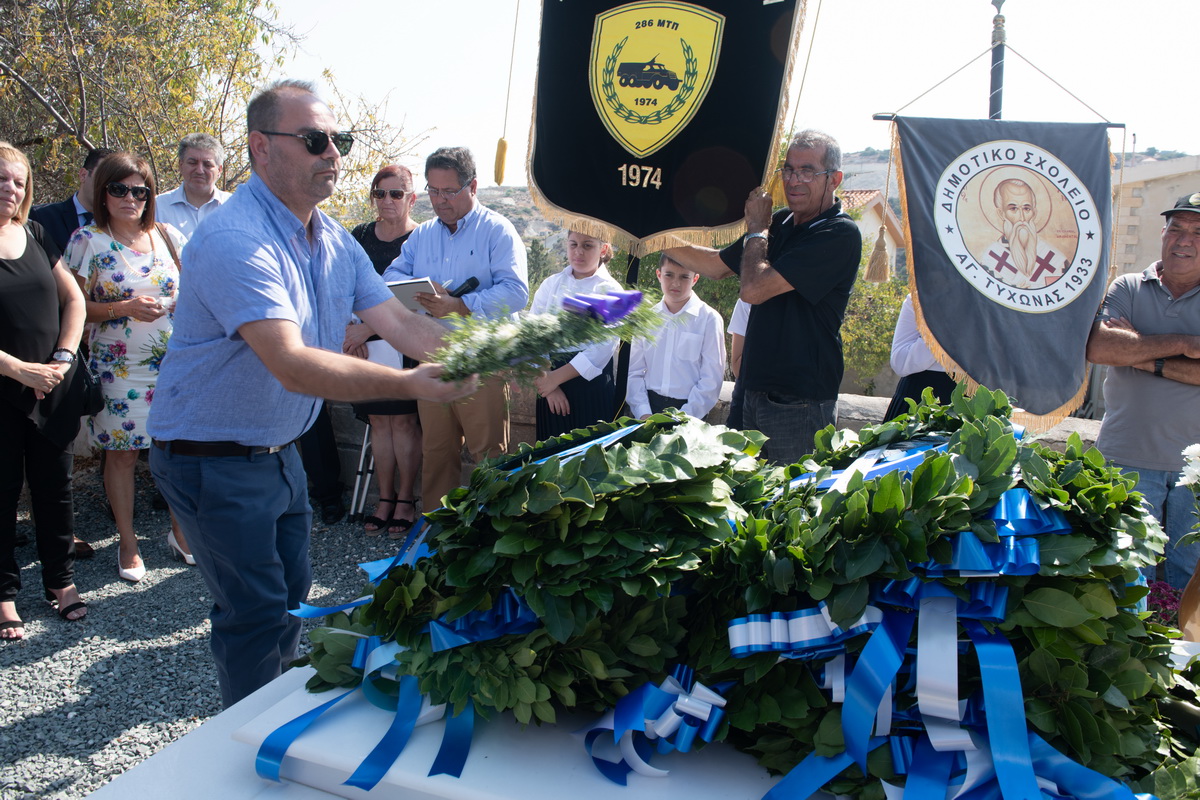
[153,439,295,457]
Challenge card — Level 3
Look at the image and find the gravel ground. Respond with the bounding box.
[0,454,401,799]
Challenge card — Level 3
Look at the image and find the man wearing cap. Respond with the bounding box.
[1086,193,1200,589]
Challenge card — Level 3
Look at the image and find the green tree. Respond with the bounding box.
[841,277,906,395]
[0,0,286,198]
[0,0,417,209]
[526,238,558,295]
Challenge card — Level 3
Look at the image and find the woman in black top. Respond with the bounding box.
[0,142,89,638]
[343,165,423,537]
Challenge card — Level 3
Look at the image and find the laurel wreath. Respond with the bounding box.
[601,36,699,126]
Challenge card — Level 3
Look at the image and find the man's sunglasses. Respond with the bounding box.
[106,183,151,201]
[259,129,355,157]
[371,189,407,200]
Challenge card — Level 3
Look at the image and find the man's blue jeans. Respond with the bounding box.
[1119,465,1200,589]
[150,444,312,707]
[743,390,836,466]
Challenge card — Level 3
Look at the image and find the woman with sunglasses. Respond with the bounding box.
[65,152,192,583]
[343,165,423,537]
[0,142,89,638]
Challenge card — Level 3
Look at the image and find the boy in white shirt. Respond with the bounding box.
[725,298,750,429]
[626,254,726,420]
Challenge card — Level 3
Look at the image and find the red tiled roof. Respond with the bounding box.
[840,189,882,210]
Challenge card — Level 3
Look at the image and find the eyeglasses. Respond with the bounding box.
[106,183,151,201]
[258,129,355,157]
[371,189,408,200]
[777,166,834,184]
[425,182,472,200]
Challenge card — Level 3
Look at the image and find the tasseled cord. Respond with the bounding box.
[864,125,897,283]
[864,225,890,282]
[495,0,521,184]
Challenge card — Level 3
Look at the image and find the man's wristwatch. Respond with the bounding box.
[50,348,75,364]
[1154,357,1165,377]
[744,231,768,244]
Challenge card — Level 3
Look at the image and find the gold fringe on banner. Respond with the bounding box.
[525,1,808,259]
[894,123,1086,435]
[525,178,748,256]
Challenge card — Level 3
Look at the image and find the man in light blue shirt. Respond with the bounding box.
[148,80,476,707]
[384,146,528,507]
[155,132,232,240]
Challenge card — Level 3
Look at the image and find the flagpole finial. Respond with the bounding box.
[989,0,1006,118]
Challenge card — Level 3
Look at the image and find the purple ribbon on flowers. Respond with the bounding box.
[561,290,643,324]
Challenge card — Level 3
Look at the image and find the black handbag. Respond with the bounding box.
[74,353,105,416]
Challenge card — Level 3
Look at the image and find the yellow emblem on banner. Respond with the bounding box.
[589,1,724,158]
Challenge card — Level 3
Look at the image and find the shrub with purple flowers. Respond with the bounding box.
[1147,580,1182,629]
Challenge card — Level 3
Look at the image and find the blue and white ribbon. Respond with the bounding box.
[783,437,950,497]
[255,632,479,789]
[581,665,733,783]
[728,604,883,659]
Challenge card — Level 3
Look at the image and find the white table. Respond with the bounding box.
[87,669,330,799]
[88,667,780,800]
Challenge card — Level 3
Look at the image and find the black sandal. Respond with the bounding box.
[387,499,419,539]
[364,498,396,536]
[44,589,87,622]
[0,619,24,639]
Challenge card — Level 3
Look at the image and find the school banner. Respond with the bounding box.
[529,0,805,256]
[895,116,1111,426]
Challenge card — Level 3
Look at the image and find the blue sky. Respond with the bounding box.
[280,0,1196,186]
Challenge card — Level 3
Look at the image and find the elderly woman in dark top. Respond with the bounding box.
[0,142,89,639]
[343,165,423,536]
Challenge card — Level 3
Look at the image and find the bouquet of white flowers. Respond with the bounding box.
[430,290,661,382]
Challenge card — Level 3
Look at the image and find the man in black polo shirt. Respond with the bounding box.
[665,129,861,464]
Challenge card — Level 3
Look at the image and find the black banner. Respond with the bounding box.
[529,0,804,255]
[896,117,1111,422]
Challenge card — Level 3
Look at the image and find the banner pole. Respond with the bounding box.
[988,0,1006,120]
[612,255,641,420]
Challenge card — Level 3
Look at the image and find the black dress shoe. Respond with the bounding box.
[320,499,346,525]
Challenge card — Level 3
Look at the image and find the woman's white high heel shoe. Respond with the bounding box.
[167,530,196,566]
[117,549,146,583]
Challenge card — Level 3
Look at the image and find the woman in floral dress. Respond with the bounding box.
[66,152,189,583]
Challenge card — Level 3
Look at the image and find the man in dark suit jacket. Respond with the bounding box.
[29,147,116,252]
